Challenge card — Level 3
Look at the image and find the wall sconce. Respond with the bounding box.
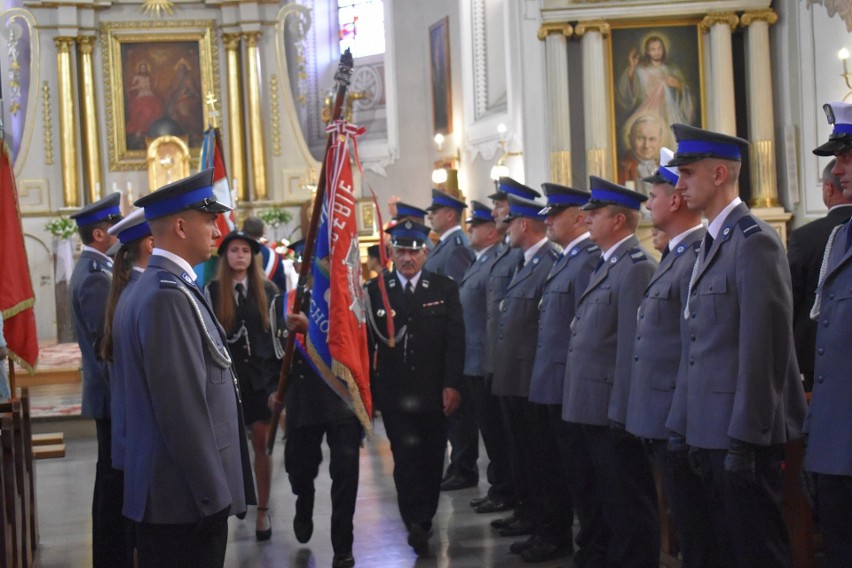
[431,133,461,193]
[490,123,523,181]
[839,48,852,102]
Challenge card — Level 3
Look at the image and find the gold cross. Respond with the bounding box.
[205,92,219,128]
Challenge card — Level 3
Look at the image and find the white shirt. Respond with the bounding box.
[396,270,421,292]
[475,243,496,260]
[233,277,248,302]
[440,225,463,241]
[152,248,197,282]
[81,245,111,263]
[602,234,634,261]
[563,231,591,255]
[707,197,743,239]
[668,224,705,253]
[523,237,549,266]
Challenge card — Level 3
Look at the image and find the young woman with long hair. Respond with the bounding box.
[205,230,281,541]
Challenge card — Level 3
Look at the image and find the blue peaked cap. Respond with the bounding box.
[466,200,494,224]
[69,192,122,227]
[394,201,428,220]
[504,194,547,221]
[386,219,431,249]
[582,176,647,211]
[135,168,230,221]
[667,124,749,167]
[426,189,467,211]
[539,183,590,215]
[490,176,541,200]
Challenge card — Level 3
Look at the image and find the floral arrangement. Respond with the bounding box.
[258,207,293,228]
[44,216,77,240]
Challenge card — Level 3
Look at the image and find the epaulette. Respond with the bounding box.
[548,249,561,260]
[736,215,762,238]
[628,247,649,263]
[585,243,600,253]
[160,279,180,290]
[88,259,110,274]
[453,234,464,246]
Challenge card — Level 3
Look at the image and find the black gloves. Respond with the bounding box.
[195,505,231,536]
[724,438,756,488]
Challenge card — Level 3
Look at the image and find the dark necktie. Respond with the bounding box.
[703,233,714,259]
[403,281,414,310]
[594,255,605,273]
[661,246,670,260]
[235,282,245,308]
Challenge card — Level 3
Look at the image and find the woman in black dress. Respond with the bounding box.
[206,231,281,541]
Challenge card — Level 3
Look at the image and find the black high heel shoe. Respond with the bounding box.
[256,507,272,541]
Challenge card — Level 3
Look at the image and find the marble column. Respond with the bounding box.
[538,23,574,185]
[222,33,248,203]
[77,36,102,202]
[575,20,610,179]
[244,31,268,201]
[55,37,80,208]
[741,9,780,208]
[700,13,738,135]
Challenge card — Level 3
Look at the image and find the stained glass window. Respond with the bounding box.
[338,0,385,58]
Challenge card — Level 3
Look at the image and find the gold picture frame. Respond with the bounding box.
[607,20,705,195]
[101,20,221,171]
[356,198,378,237]
[429,17,452,135]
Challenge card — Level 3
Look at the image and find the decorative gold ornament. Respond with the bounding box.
[574,20,610,38]
[42,80,53,165]
[141,0,175,18]
[700,12,739,33]
[740,9,778,27]
[270,75,281,156]
[537,23,574,41]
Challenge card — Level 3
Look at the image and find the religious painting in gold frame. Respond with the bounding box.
[101,20,220,171]
[429,17,452,135]
[607,20,705,195]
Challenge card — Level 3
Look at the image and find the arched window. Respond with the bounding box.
[337,0,385,58]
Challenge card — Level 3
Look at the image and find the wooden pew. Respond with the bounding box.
[1,412,22,568]
[17,392,38,553]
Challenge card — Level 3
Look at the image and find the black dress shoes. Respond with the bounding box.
[469,495,490,507]
[498,518,535,537]
[521,541,572,563]
[440,474,478,491]
[475,497,513,514]
[332,552,356,568]
[407,523,431,556]
[293,493,314,544]
[509,535,539,554]
[490,512,518,529]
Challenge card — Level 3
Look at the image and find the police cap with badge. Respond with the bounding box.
[539,183,590,216]
[504,194,548,222]
[107,208,151,245]
[490,176,542,201]
[135,168,231,220]
[466,200,494,225]
[69,192,123,228]
[814,101,852,156]
[641,147,679,186]
[394,201,428,221]
[666,123,749,167]
[386,220,431,249]
[425,188,467,212]
[218,230,261,257]
[582,176,648,211]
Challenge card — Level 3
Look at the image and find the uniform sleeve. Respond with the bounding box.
[731,231,795,445]
[140,288,232,517]
[445,245,475,282]
[442,279,466,391]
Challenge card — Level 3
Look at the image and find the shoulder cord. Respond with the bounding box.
[810,223,843,320]
[164,281,233,369]
[226,324,250,357]
[270,296,285,359]
[364,289,407,346]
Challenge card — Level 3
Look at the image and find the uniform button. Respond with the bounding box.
[201,497,211,506]
[636,335,640,341]
[538,343,542,348]
[818,347,825,355]
[817,375,824,383]
[640,315,644,319]
[690,334,696,341]
[653,291,659,297]
[411,366,416,371]
[568,347,573,352]
[634,355,639,361]
[823,319,829,327]
[829,293,835,300]
[689,359,695,366]
[691,313,696,319]
[708,285,713,291]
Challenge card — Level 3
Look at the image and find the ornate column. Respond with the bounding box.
[244,31,268,201]
[575,21,610,179]
[538,23,574,185]
[55,37,80,208]
[700,13,738,135]
[222,33,248,202]
[741,9,779,208]
[77,36,102,203]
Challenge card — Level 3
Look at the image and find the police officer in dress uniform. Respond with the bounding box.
[522,184,598,564]
[423,189,478,491]
[491,194,562,558]
[562,176,658,568]
[366,220,464,557]
[664,124,806,568]
[787,158,852,392]
[625,149,719,567]
[484,177,539,534]
[114,169,255,568]
[804,101,852,567]
[68,192,128,567]
[458,201,514,513]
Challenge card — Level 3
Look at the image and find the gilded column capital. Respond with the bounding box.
[700,12,739,33]
[222,32,241,51]
[740,9,778,27]
[243,31,262,48]
[77,35,95,54]
[54,36,76,52]
[575,20,610,38]
[537,23,574,41]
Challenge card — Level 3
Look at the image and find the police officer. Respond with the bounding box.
[523,184,598,564]
[424,189,478,491]
[485,177,539,533]
[366,220,464,556]
[68,191,127,567]
[625,149,717,567]
[114,169,254,567]
[804,101,852,567]
[562,176,658,568]
[665,124,806,567]
[459,201,513,513]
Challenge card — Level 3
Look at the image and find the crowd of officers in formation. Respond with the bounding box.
[64,106,852,568]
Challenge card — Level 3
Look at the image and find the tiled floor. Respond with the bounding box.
[28,383,680,568]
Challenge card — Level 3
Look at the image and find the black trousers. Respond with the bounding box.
[649,440,721,568]
[135,516,228,568]
[382,410,447,529]
[584,425,659,568]
[466,375,514,502]
[284,417,361,554]
[526,403,573,549]
[94,418,133,568]
[499,395,532,522]
[444,377,480,482]
[692,446,792,568]
[557,421,609,567]
[816,473,852,568]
